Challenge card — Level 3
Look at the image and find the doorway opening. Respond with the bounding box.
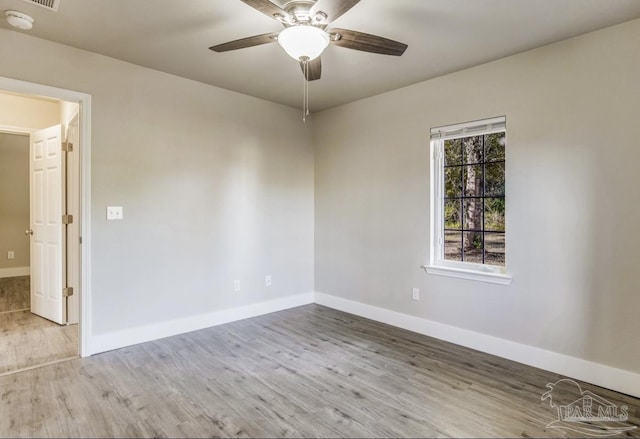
[0,77,91,373]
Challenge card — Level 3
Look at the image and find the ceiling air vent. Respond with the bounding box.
[19,0,60,11]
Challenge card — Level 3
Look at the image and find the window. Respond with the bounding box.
[427,117,511,284]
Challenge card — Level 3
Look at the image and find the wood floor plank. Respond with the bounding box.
[0,276,29,314]
[0,310,78,375]
[0,275,78,375]
[0,304,638,438]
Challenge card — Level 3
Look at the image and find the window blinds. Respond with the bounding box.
[430,116,506,141]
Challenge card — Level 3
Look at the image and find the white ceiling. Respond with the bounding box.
[1,0,640,111]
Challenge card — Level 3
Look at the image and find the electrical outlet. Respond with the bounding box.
[233,280,240,292]
[412,288,420,301]
[7,251,15,260]
[106,206,123,220]
[265,275,272,287]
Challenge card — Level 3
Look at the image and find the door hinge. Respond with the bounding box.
[62,142,73,152]
[62,287,74,297]
[62,214,74,225]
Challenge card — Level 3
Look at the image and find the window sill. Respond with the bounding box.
[422,264,512,285]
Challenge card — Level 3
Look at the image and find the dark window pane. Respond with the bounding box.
[444,199,461,230]
[444,139,462,166]
[484,233,505,266]
[445,166,462,198]
[485,162,505,197]
[463,232,483,263]
[463,165,483,197]
[462,136,483,164]
[463,198,483,231]
[444,231,462,262]
[484,198,505,232]
[485,132,505,163]
[441,130,506,269]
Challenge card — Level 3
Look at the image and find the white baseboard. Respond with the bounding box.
[88,290,640,398]
[0,267,29,278]
[314,292,640,399]
[91,292,314,355]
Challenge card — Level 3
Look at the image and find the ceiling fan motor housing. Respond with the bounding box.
[283,0,327,25]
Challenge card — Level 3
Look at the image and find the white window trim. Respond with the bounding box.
[422,264,512,285]
[426,117,512,285]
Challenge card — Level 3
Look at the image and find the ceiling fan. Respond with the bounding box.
[210,0,408,82]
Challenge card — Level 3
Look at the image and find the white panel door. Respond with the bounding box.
[30,125,65,325]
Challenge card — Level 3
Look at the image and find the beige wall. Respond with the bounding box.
[314,19,640,374]
[0,91,59,129]
[0,29,315,335]
[0,133,30,270]
[0,91,62,274]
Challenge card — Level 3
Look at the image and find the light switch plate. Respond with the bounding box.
[106,206,123,220]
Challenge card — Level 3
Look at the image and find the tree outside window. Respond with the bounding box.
[443,132,505,266]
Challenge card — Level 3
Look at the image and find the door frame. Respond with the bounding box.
[0,76,92,357]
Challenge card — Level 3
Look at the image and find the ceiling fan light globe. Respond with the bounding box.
[278,25,330,61]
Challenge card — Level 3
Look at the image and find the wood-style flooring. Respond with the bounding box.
[0,275,78,376]
[0,310,78,375]
[0,304,638,438]
[0,275,30,313]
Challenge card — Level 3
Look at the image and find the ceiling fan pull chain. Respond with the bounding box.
[302,57,309,123]
[305,62,310,118]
